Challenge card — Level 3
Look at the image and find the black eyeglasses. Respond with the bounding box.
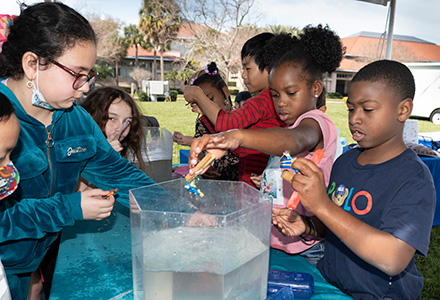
[50,59,97,90]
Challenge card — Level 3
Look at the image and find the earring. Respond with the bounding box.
[314,94,319,98]
[26,80,33,89]
[224,99,229,106]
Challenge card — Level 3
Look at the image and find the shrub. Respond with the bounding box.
[229,89,239,95]
[170,88,182,94]
[122,86,131,94]
[137,90,150,102]
[169,90,178,102]
[228,81,237,87]
[327,92,343,99]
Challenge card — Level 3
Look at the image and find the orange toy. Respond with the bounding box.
[100,188,119,199]
[284,149,324,210]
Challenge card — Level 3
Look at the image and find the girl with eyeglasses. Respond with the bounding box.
[0,3,155,299]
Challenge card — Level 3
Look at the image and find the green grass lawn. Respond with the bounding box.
[138,98,440,299]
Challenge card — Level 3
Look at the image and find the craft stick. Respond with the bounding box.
[185,152,216,182]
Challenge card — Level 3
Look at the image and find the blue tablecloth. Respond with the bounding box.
[50,202,133,299]
[420,156,440,226]
[50,202,351,300]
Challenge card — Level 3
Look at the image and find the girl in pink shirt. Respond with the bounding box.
[187,24,344,265]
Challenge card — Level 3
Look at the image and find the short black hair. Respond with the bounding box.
[241,32,274,70]
[0,92,15,122]
[352,60,415,101]
[235,91,252,103]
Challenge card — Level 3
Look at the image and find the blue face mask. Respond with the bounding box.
[31,59,54,110]
[0,161,20,200]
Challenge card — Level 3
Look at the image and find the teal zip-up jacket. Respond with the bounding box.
[0,81,156,289]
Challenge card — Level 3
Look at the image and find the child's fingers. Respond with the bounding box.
[188,135,212,169]
[272,207,282,216]
[107,132,118,143]
[291,157,322,177]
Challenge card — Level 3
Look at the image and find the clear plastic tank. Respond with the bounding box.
[134,127,173,182]
[130,179,272,300]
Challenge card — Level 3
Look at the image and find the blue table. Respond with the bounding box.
[50,202,351,300]
[50,202,133,300]
[420,156,440,226]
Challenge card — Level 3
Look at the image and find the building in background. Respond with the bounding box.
[103,29,440,96]
[332,31,440,95]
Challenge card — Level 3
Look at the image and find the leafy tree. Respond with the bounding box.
[94,63,113,79]
[265,24,301,36]
[87,13,124,86]
[139,0,181,81]
[120,24,152,68]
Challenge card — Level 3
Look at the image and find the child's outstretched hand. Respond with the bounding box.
[187,211,217,227]
[173,131,193,146]
[289,157,328,214]
[80,189,115,220]
[272,207,307,237]
[188,131,241,176]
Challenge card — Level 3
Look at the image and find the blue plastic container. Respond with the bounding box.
[179,149,190,164]
[266,285,295,300]
[268,269,314,299]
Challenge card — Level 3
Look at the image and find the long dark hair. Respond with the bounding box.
[81,87,146,171]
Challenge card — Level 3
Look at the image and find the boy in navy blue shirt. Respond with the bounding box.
[273,60,435,299]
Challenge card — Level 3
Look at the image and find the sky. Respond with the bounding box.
[1,0,440,45]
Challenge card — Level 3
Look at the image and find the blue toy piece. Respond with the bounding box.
[280,151,293,169]
[184,182,204,197]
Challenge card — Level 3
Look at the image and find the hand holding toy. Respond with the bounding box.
[283,149,324,210]
[185,152,216,182]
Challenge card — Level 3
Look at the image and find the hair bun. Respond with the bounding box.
[207,62,218,73]
[299,24,344,74]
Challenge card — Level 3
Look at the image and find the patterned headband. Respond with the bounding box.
[0,14,16,53]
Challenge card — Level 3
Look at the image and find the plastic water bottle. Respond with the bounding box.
[267,269,314,299]
[266,284,295,299]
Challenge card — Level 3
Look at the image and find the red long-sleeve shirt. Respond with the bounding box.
[215,89,286,187]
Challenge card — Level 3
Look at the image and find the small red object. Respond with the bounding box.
[100,188,119,199]
[287,149,324,210]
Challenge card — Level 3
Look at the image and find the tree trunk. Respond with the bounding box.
[160,49,164,81]
[115,60,119,86]
[135,44,139,68]
[153,49,157,80]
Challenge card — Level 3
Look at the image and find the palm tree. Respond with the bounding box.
[121,24,152,68]
[139,0,181,81]
[265,25,301,36]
